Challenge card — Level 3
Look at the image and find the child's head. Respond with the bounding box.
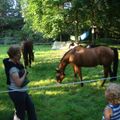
[105,83,120,104]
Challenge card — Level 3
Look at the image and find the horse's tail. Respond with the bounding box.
[111,48,119,80]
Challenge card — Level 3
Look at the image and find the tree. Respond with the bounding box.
[20,0,120,42]
[0,0,23,29]
[20,0,66,39]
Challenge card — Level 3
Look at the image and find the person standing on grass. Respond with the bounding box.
[102,83,120,120]
[3,45,37,120]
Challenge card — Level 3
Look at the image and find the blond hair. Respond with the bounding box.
[105,83,120,104]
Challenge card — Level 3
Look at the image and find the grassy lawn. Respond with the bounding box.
[0,44,120,120]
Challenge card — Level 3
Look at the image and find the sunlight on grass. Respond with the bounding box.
[119,52,120,59]
[0,104,9,111]
[45,91,65,95]
[0,55,8,59]
[31,90,65,96]
[89,81,105,88]
[0,45,120,120]
[28,84,67,96]
[29,79,55,86]
[0,64,4,68]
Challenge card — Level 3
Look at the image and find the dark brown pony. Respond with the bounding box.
[56,45,118,86]
[21,40,34,68]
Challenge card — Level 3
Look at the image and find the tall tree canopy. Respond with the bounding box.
[0,0,23,29]
[19,0,120,40]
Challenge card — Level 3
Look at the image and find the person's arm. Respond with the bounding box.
[10,68,27,87]
[104,107,112,120]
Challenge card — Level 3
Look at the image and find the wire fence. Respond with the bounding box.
[0,76,120,94]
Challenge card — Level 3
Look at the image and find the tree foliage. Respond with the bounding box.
[20,0,65,38]
[20,0,120,40]
[1,0,119,41]
[0,0,23,29]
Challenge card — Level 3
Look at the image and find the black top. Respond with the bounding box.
[3,58,29,87]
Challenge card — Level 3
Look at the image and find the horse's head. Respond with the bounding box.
[56,68,65,83]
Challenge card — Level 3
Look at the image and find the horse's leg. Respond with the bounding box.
[73,65,83,87]
[24,52,29,68]
[108,65,114,82]
[101,66,109,87]
[22,52,27,68]
[31,51,34,61]
[73,65,77,82]
[28,52,32,67]
[77,67,83,87]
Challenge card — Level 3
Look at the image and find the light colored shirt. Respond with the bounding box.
[8,67,27,92]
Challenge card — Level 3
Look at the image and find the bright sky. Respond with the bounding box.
[13,0,17,9]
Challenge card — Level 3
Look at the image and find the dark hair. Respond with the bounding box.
[7,45,20,58]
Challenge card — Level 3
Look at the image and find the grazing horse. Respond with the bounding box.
[21,40,34,68]
[56,45,118,87]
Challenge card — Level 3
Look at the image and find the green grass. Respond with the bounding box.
[0,44,120,120]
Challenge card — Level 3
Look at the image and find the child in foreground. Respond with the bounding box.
[102,83,120,120]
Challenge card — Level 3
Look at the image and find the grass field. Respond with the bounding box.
[0,44,120,120]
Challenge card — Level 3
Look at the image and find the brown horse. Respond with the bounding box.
[21,40,34,68]
[56,45,118,86]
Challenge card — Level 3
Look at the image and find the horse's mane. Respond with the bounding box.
[60,49,72,62]
[60,45,84,62]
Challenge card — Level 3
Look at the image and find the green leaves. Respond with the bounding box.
[20,0,120,41]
